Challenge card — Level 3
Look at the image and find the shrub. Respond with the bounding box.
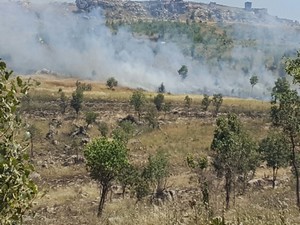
[106,77,118,90]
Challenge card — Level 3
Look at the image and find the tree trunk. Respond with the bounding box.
[225,171,232,210]
[201,181,209,209]
[30,137,34,159]
[98,184,109,217]
[272,167,278,189]
[122,185,126,199]
[291,136,300,208]
[242,173,247,194]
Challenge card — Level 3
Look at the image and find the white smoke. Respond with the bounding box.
[0,1,299,99]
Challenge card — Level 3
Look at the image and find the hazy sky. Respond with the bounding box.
[194,0,300,22]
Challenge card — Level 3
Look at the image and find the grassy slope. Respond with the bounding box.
[21,74,299,225]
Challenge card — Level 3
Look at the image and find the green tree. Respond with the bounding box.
[187,155,210,209]
[162,102,171,118]
[201,94,211,111]
[0,60,38,224]
[158,82,165,93]
[259,131,290,189]
[211,113,258,209]
[84,137,129,217]
[142,149,170,194]
[145,105,159,129]
[59,91,68,115]
[70,88,84,116]
[106,77,118,90]
[184,95,192,109]
[118,164,139,198]
[212,93,223,116]
[153,93,165,111]
[178,65,188,80]
[270,77,300,207]
[285,50,300,83]
[27,124,38,159]
[85,111,98,127]
[250,75,258,89]
[130,90,146,120]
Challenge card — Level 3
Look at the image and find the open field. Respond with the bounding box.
[18,74,300,225]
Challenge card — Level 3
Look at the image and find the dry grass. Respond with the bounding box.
[20,74,300,225]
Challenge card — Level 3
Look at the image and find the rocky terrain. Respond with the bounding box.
[75,0,299,26]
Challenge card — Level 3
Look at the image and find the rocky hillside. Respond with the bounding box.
[75,0,299,26]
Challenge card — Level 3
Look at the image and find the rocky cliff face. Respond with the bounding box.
[75,0,298,26]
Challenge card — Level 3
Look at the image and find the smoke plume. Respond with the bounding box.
[0,1,299,99]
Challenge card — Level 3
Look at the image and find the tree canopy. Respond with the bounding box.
[211,113,258,209]
[84,137,129,217]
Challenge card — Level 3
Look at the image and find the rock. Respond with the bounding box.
[42,162,48,168]
[52,140,59,145]
[29,172,41,181]
[64,144,71,151]
[46,206,56,214]
[248,178,267,188]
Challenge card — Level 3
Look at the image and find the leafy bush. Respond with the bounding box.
[76,80,92,91]
[85,111,98,127]
[153,93,165,111]
[106,77,118,89]
[0,60,38,224]
[98,122,109,137]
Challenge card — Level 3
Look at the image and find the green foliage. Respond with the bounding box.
[118,164,139,197]
[130,90,146,120]
[118,120,136,137]
[186,154,210,208]
[85,111,98,127]
[285,50,300,84]
[153,93,165,111]
[70,88,84,116]
[162,102,171,116]
[259,131,290,169]
[211,113,258,209]
[128,21,233,61]
[187,154,208,170]
[158,82,165,93]
[135,176,151,201]
[270,78,300,132]
[75,80,92,92]
[27,124,39,158]
[270,76,300,207]
[0,60,37,224]
[250,75,258,88]
[98,121,109,137]
[112,127,130,144]
[112,120,137,144]
[178,65,188,80]
[259,131,290,188]
[145,105,159,129]
[209,216,227,225]
[106,77,118,89]
[59,91,68,114]
[84,137,129,216]
[184,95,192,109]
[201,94,211,111]
[84,137,128,184]
[142,149,170,193]
[212,93,223,116]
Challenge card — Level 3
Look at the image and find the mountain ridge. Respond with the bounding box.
[75,0,299,26]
